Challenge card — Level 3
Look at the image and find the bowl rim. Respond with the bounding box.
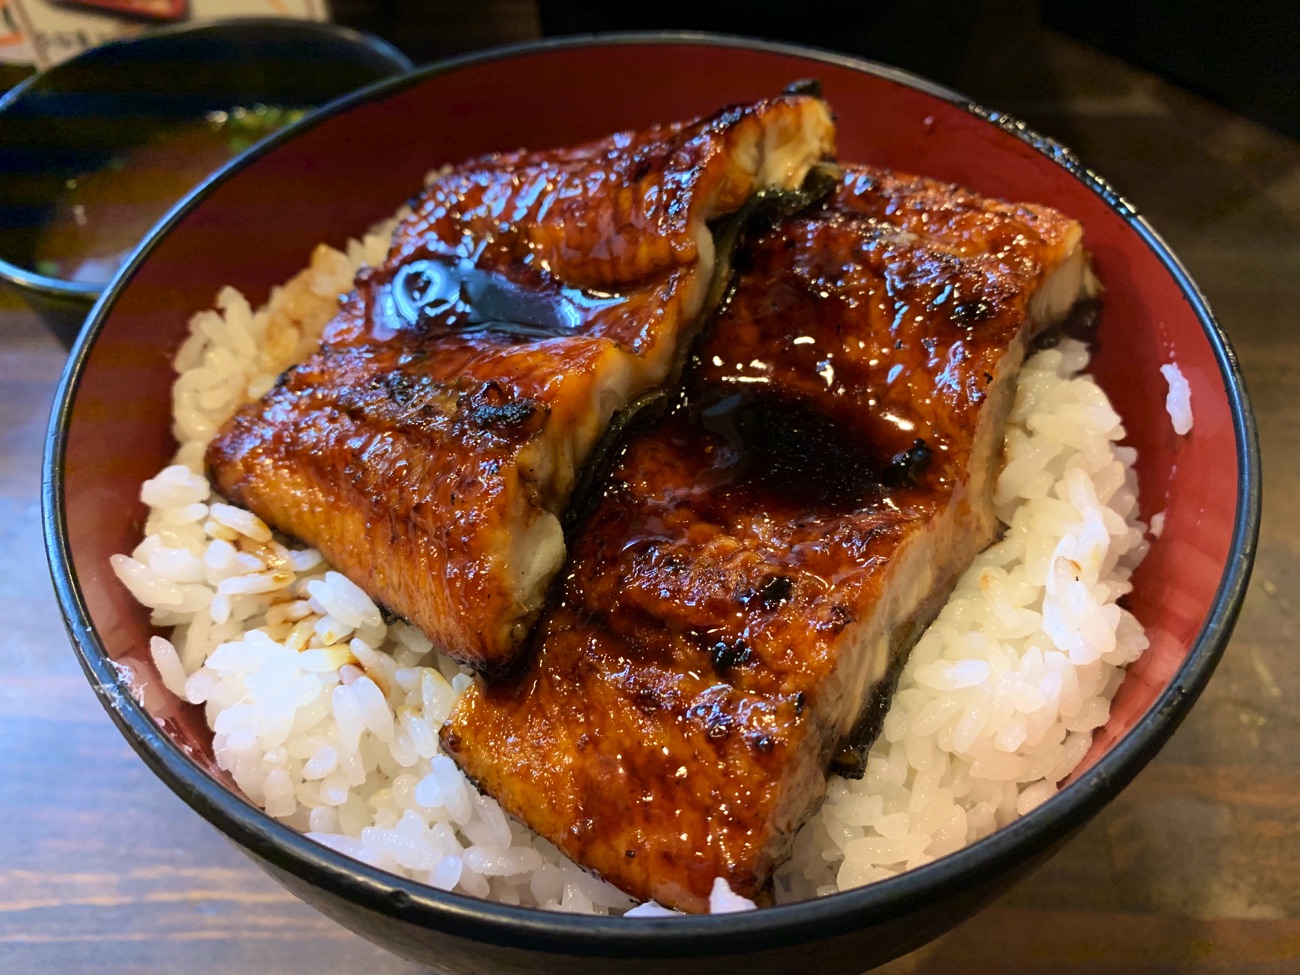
[42,29,1261,959]
[0,15,413,304]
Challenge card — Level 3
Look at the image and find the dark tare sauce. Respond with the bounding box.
[378,257,623,342]
[697,389,897,510]
[32,105,308,285]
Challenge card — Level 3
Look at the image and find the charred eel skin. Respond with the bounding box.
[443,163,1096,910]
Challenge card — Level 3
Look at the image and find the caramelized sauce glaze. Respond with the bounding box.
[444,165,1076,910]
[207,95,834,672]
[323,97,831,355]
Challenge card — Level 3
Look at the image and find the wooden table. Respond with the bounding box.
[2,15,1296,975]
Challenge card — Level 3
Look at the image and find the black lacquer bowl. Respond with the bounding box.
[43,33,1259,975]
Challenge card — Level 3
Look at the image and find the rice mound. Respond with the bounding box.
[112,221,1149,915]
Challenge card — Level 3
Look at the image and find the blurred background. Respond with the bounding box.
[376,0,1298,139]
[349,0,1295,139]
[3,0,1297,138]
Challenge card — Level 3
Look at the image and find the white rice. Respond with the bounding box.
[113,222,1149,915]
[1150,510,1166,538]
[1160,362,1193,435]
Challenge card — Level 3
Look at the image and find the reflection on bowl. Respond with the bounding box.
[0,17,411,347]
[44,33,1258,975]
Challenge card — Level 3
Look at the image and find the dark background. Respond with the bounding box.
[330,0,1298,138]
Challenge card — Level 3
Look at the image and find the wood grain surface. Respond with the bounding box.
[1,7,1296,974]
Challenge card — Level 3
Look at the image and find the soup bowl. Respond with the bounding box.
[0,17,412,347]
[43,33,1259,975]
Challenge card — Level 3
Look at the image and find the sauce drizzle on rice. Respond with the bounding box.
[112,206,1149,918]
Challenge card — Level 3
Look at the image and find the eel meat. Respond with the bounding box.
[206,94,836,673]
[442,164,1098,910]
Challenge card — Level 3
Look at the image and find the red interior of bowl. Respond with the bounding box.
[59,40,1238,802]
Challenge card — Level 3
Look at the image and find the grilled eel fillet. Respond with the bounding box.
[206,95,835,673]
[442,165,1099,911]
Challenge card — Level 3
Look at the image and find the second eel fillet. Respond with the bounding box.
[205,94,836,673]
[442,164,1099,911]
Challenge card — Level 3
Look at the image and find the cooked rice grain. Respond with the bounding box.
[1160,362,1193,435]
